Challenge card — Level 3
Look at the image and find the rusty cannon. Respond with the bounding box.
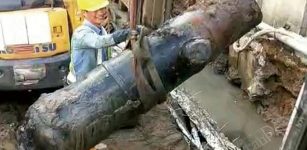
[18,0,262,149]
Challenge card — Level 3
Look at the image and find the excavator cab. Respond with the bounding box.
[0,0,80,90]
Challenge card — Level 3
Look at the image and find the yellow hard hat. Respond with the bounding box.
[77,0,109,11]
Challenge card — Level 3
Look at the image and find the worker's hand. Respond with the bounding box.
[112,26,152,44]
[112,29,130,44]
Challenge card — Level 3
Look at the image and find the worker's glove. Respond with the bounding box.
[112,26,151,44]
[112,29,130,44]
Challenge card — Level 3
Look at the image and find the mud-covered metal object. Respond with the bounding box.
[132,29,166,112]
[18,0,262,149]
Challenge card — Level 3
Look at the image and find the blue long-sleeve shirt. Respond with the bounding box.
[70,20,115,81]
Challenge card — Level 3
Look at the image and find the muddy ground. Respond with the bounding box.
[98,104,188,150]
[0,90,43,150]
[181,65,283,150]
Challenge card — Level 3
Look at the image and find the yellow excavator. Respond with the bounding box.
[0,0,81,90]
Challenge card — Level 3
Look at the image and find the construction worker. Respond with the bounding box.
[67,0,132,83]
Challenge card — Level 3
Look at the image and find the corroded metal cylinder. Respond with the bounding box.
[18,0,262,149]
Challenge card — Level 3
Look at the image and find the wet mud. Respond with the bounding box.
[181,65,283,150]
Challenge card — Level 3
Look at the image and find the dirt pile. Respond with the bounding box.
[172,0,195,16]
[0,105,18,150]
[0,90,43,150]
[227,38,307,136]
[0,103,28,150]
[172,0,211,16]
[95,104,188,150]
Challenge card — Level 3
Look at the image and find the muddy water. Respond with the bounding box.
[180,66,283,150]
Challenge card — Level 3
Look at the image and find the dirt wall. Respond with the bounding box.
[227,38,307,136]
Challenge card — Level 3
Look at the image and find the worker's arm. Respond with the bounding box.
[77,29,131,49]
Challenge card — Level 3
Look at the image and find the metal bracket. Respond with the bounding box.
[132,29,166,112]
